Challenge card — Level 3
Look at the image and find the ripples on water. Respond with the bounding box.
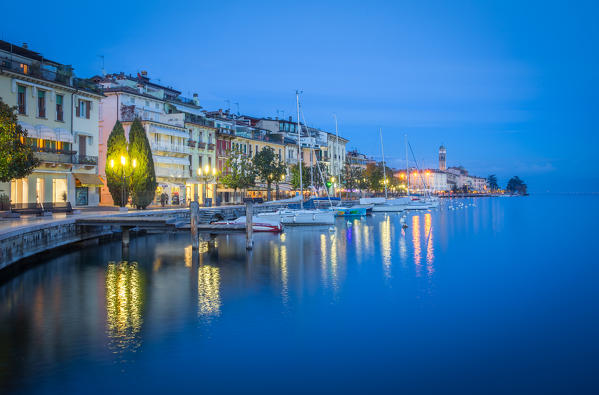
[1,196,598,394]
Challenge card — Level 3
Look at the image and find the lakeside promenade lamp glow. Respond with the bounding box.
[110,155,136,207]
[197,164,217,205]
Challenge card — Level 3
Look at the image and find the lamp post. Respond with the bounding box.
[197,164,217,206]
[110,155,136,207]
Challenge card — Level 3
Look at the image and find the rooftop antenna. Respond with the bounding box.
[225,99,231,112]
[234,102,239,116]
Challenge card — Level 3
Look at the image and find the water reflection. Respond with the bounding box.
[198,265,221,318]
[424,213,435,277]
[380,215,392,279]
[105,261,143,354]
[412,215,422,277]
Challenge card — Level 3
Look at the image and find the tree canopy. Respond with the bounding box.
[128,119,156,209]
[487,174,499,190]
[506,176,528,195]
[0,98,39,183]
[105,121,129,207]
[290,163,310,190]
[220,151,256,200]
[252,147,284,201]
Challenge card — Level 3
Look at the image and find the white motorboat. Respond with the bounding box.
[257,209,335,225]
[212,216,283,232]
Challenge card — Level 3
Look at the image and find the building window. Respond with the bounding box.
[37,90,46,118]
[199,156,203,168]
[145,100,150,106]
[76,99,91,119]
[17,85,26,114]
[56,94,64,121]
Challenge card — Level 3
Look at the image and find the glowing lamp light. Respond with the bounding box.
[212,168,217,176]
[110,159,114,168]
[120,156,126,166]
[204,165,210,174]
[197,167,202,176]
[132,159,137,168]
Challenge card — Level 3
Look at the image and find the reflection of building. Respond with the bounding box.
[0,40,103,206]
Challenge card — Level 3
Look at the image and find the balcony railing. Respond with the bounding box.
[187,140,196,148]
[0,57,102,94]
[150,142,191,154]
[72,155,98,165]
[207,143,215,150]
[155,166,188,178]
[34,151,73,164]
[198,142,206,149]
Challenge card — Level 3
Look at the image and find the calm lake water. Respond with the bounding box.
[1,195,598,394]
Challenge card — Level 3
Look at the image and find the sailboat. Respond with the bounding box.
[256,91,336,226]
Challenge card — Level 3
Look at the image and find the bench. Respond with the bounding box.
[42,202,74,214]
[10,203,44,216]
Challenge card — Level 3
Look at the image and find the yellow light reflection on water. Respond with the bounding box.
[380,215,392,279]
[105,261,143,353]
[198,265,221,317]
[320,234,328,283]
[330,233,339,291]
[412,215,422,276]
[281,244,288,304]
[424,213,435,277]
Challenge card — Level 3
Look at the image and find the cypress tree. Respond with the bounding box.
[128,118,156,209]
[106,121,129,206]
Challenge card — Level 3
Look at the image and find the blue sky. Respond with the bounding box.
[2,0,597,192]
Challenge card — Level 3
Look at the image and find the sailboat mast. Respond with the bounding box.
[380,128,388,199]
[334,114,340,198]
[405,134,410,196]
[296,91,303,209]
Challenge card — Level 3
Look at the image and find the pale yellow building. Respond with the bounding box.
[0,41,103,207]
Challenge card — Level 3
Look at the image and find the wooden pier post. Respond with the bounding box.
[190,201,200,249]
[122,226,130,247]
[246,202,253,250]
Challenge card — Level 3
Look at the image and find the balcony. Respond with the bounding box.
[0,57,102,94]
[34,151,74,164]
[207,143,215,151]
[198,142,206,149]
[121,106,186,128]
[187,140,196,148]
[150,142,191,154]
[155,166,188,179]
[72,155,98,165]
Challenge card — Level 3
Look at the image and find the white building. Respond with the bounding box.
[0,40,103,207]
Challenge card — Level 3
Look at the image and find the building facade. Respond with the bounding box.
[0,41,103,207]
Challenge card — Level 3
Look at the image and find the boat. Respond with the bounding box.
[212,216,283,233]
[330,206,368,217]
[371,197,411,212]
[257,209,335,226]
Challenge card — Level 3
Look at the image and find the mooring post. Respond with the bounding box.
[190,201,200,249]
[246,202,253,250]
[122,226,130,247]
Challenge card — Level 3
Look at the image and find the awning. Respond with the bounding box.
[149,124,189,139]
[154,155,190,165]
[19,122,39,138]
[74,173,104,187]
[55,128,73,143]
[35,125,56,140]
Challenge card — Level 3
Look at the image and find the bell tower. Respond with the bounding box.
[439,145,446,171]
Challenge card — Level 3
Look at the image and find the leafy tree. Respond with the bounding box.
[364,162,385,192]
[308,162,329,191]
[105,121,129,207]
[221,151,256,202]
[0,98,39,183]
[487,174,499,191]
[290,163,310,190]
[252,147,283,201]
[506,176,528,195]
[128,119,156,209]
[343,161,363,197]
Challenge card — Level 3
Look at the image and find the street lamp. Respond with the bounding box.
[197,164,217,206]
[110,155,135,207]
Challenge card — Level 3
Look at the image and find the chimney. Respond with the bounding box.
[192,93,200,106]
[141,70,148,77]
[22,43,28,49]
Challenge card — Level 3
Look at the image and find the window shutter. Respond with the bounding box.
[76,100,80,117]
[86,101,90,119]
